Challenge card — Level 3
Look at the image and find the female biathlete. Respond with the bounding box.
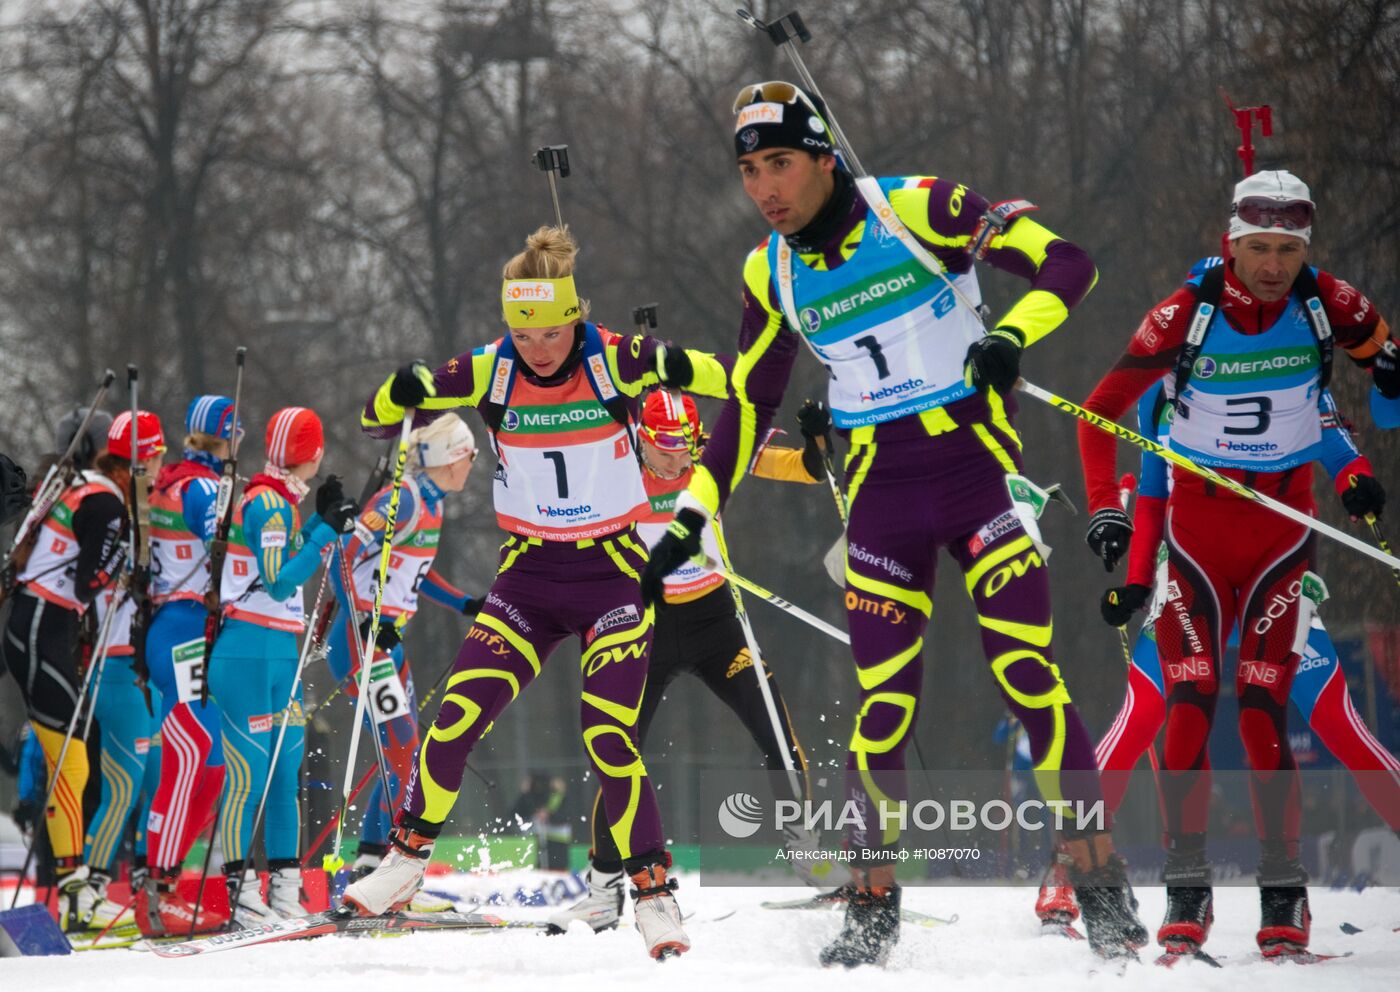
[1039,373,1400,941]
[208,407,359,926]
[75,412,167,932]
[549,391,825,934]
[347,226,728,960]
[326,413,481,899]
[1,409,160,931]
[137,395,240,934]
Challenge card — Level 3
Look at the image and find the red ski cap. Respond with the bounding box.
[107,410,167,461]
[265,407,324,468]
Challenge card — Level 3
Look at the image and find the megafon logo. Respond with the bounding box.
[506,281,555,301]
[717,793,765,838]
[502,410,520,430]
[799,307,821,333]
[1193,357,1218,378]
[536,503,594,517]
[859,377,924,403]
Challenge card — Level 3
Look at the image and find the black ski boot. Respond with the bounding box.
[1257,855,1310,958]
[819,869,901,968]
[1063,831,1147,958]
[1157,834,1213,958]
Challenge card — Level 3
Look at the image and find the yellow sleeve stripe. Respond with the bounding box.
[686,351,730,400]
[367,372,403,427]
[751,446,819,483]
[889,186,970,251]
[605,343,652,398]
[998,288,1070,347]
[687,465,722,517]
[988,216,1058,268]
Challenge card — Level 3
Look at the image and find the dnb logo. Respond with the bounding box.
[1193,357,1218,379]
[718,792,764,838]
[799,307,821,333]
[502,410,520,431]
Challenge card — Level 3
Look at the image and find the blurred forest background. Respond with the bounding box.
[1,0,1398,848]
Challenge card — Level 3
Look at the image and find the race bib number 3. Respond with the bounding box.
[172,637,207,704]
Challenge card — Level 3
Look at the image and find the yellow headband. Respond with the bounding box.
[502,277,581,329]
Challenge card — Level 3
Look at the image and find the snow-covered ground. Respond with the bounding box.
[5,873,1397,992]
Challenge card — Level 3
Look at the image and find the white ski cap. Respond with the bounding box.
[411,413,476,468]
[1229,170,1313,244]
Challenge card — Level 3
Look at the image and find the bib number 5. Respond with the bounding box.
[172,637,207,704]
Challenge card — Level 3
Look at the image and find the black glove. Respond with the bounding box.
[1343,473,1386,520]
[1086,507,1133,572]
[13,799,39,834]
[797,399,834,480]
[1373,341,1400,399]
[315,474,345,517]
[359,615,401,652]
[321,496,360,535]
[640,508,705,609]
[1100,584,1151,627]
[389,361,435,408]
[462,596,483,617]
[656,345,694,388]
[963,328,1024,392]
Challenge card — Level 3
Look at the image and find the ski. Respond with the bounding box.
[1040,920,1085,941]
[1154,947,1221,968]
[1339,921,1400,935]
[1261,946,1353,964]
[148,909,546,957]
[760,891,956,928]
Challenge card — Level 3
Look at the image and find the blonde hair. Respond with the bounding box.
[502,226,590,321]
[409,412,476,471]
[184,432,226,453]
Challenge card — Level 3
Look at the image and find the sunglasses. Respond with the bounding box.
[732,81,833,138]
[642,428,693,452]
[1234,196,1313,231]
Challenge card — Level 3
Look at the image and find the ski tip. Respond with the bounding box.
[1339,921,1363,935]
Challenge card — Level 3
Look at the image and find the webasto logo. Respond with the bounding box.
[859,377,924,403]
[820,272,916,321]
[536,504,594,517]
[1215,439,1279,453]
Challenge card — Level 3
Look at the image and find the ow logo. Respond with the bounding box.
[982,551,1043,598]
[584,642,646,677]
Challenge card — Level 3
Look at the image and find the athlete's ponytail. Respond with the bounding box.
[502,226,590,320]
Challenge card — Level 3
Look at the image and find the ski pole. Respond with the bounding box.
[324,413,413,875]
[533,145,570,229]
[703,556,849,645]
[713,528,806,804]
[1108,474,1159,780]
[224,562,334,923]
[1348,474,1400,590]
[201,347,247,704]
[8,589,123,907]
[1015,378,1400,571]
[330,536,400,824]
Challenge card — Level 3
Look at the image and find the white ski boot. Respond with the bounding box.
[267,864,304,918]
[59,866,133,932]
[783,824,834,887]
[353,847,453,912]
[341,828,434,916]
[629,859,689,961]
[226,868,282,929]
[546,864,624,934]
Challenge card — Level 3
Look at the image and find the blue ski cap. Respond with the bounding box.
[184,394,243,441]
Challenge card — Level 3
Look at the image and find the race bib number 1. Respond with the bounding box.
[172,637,207,704]
[367,658,410,725]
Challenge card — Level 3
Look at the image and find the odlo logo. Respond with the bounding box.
[718,793,764,838]
[1193,357,1218,378]
[800,307,821,333]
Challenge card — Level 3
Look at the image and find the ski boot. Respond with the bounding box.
[341,825,435,916]
[354,843,453,913]
[1035,849,1081,936]
[819,866,901,968]
[1156,838,1214,959]
[58,865,133,932]
[627,853,689,960]
[267,861,304,918]
[135,866,224,936]
[783,824,834,887]
[1063,832,1147,958]
[225,865,281,930]
[547,860,624,934]
[1257,856,1310,958]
